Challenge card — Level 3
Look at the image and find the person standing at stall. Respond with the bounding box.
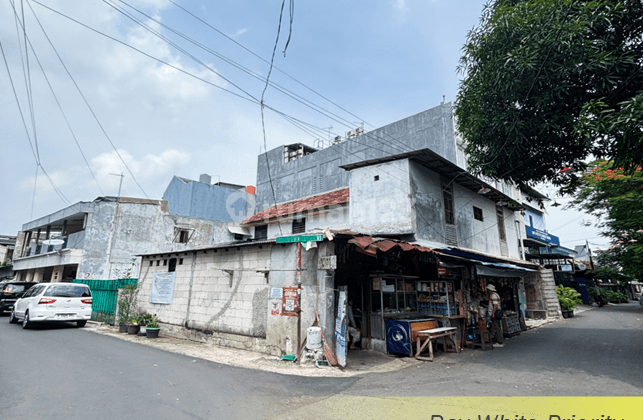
[486,284,505,347]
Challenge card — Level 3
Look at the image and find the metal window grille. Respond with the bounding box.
[292,218,306,234]
[255,225,268,240]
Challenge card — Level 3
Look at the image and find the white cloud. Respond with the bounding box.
[232,28,248,38]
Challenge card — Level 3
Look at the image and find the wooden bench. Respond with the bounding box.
[414,327,460,361]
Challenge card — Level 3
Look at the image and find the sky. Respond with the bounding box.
[0,0,609,251]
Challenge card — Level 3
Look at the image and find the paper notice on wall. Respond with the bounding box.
[150,272,176,304]
[270,287,283,299]
[281,286,299,316]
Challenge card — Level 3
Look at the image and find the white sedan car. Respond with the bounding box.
[9,282,92,329]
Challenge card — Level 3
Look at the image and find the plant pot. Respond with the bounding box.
[146,327,160,338]
[119,323,128,333]
[562,309,574,318]
[127,325,140,335]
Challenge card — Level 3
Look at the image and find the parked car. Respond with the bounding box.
[9,282,92,329]
[0,281,37,313]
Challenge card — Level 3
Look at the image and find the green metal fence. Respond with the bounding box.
[72,278,138,324]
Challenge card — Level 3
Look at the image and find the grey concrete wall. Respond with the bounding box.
[349,159,414,235]
[263,205,350,239]
[137,244,271,341]
[255,103,457,212]
[409,161,521,258]
[163,177,255,223]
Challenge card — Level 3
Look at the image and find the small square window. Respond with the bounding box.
[473,206,483,221]
[292,218,306,234]
[179,258,183,265]
[163,259,167,266]
[156,260,160,266]
[149,260,153,266]
[255,225,268,240]
[175,228,190,243]
[374,175,379,181]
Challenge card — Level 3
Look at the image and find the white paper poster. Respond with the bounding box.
[150,272,176,304]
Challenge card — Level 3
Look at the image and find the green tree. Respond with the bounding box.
[571,160,643,281]
[455,0,643,189]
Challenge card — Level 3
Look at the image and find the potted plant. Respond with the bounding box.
[557,285,583,318]
[117,283,137,332]
[146,315,160,338]
[127,314,140,335]
[137,314,152,336]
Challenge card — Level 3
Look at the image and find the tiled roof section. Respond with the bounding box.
[348,236,436,255]
[242,188,350,225]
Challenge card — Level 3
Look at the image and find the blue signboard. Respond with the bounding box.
[525,226,560,246]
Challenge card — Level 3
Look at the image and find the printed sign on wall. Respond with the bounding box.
[150,272,176,304]
[281,286,299,316]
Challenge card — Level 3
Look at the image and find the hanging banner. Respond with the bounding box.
[281,286,299,316]
[149,272,176,304]
[335,288,347,367]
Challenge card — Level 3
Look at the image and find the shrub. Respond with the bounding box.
[556,285,583,310]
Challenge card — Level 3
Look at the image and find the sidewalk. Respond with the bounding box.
[87,308,586,378]
[85,322,418,378]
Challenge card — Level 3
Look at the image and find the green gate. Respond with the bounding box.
[72,278,138,324]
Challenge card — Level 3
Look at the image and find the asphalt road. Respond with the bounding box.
[1,303,641,420]
[347,302,643,397]
[0,317,357,420]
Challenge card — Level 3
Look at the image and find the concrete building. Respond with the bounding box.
[135,103,559,362]
[12,197,239,283]
[163,174,255,223]
[0,235,16,279]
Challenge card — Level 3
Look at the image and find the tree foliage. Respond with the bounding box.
[455,0,643,189]
[571,160,643,281]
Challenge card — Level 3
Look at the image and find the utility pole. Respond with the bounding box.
[296,242,302,365]
[109,172,124,197]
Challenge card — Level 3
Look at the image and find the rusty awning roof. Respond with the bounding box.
[348,236,436,257]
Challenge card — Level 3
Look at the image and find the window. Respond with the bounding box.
[374,175,379,181]
[168,258,177,272]
[529,215,534,228]
[179,258,184,265]
[496,206,506,241]
[255,225,268,240]
[442,184,455,225]
[163,259,167,266]
[175,228,191,243]
[292,218,306,234]
[45,285,91,298]
[156,260,160,266]
[149,260,153,266]
[473,206,483,221]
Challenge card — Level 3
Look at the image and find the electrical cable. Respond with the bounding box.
[29,0,153,198]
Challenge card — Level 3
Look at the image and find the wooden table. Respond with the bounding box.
[414,327,460,361]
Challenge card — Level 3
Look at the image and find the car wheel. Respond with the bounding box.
[9,310,18,324]
[77,320,87,328]
[22,311,31,329]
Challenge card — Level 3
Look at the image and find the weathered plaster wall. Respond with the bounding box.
[410,161,521,259]
[255,103,457,211]
[263,204,350,240]
[350,160,414,235]
[78,201,228,280]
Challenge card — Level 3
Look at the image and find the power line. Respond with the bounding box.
[29,0,149,198]
[14,14,106,196]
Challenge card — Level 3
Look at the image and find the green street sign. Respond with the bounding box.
[276,234,324,243]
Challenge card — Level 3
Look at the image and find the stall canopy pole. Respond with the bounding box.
[297,242,302,365]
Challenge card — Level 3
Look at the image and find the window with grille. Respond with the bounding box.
[442,184,455,225]
[169,258,177,272]
[292,218,306,234]
[496,206,506,241]
[255,225,268,240]
[473,206,483,221]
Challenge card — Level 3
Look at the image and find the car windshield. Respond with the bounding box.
[44,285,91,298]
[2,284,26,294]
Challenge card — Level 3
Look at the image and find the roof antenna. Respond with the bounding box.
[442,94,446,104]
